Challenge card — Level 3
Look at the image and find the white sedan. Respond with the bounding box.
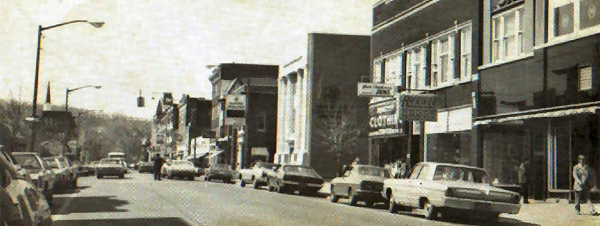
[383,162,521,221]
[163,160,196,180]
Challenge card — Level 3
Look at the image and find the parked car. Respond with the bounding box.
[383,162,521,221]
[163,160,196,180]
[267,164,324,196]
[95,158,127,179]
[238,162,281,189]
[138,162,154,173]
[204,164,235,183]
[330,164,390,207]
[43,157,70,191]
[12,152,56,203]
[77,162,95,177]
[1,151,52,226]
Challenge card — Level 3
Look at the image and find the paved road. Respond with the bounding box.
[49,172,538,226]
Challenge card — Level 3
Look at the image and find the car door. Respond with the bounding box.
[398,164,423,207]
[413,164,432,206]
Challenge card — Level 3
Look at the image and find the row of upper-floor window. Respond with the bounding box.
[373,23,473,90]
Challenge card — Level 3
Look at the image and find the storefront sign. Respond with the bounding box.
[225,95,246,111]
[225,117,245,126]
[358,83,398,97]
[397,93,439,121]
[369,99,403,131]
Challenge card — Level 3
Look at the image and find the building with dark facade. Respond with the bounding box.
[276,33,371,179]
[474,0,599,201]
[208,63,279,168]
[176,94,212,164]
[369,0,481,169]
[151,92,178,158]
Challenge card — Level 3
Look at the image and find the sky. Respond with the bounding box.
[0,0,375,119]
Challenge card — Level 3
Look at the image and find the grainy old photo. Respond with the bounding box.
[1,0,600,225]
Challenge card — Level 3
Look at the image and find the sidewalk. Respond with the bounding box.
[318,182,600,225]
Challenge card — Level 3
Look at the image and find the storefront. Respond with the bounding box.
[424,105,475,166]
[368,97,421,168]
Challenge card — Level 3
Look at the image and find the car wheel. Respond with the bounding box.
[389,192,399,214]
[485,212,500,222]
[423,200,438,220]
[240,180,246,187]
[348,188,358,206]
[119,174,125,179]
[97,174,103,179]
[252,179,260,189]
[330,185,339,203]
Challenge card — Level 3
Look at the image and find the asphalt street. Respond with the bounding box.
[49,172,539,226]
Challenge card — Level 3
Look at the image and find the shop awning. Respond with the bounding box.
[251,147,269,156]
[474,103,599,126]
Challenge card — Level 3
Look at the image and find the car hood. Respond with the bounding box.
[97,163,123,168]
[387,179,519,195]
[349,175,387,183]
[171,165,195,170]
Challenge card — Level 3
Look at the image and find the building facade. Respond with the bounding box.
[276,33,371,179]
[474,0,600,200]
[208,63,279,168]
[370,0,482,169]
[151,92,178,159]
[176,95,212,163]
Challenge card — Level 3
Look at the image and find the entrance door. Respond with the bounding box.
[548,120,572,193]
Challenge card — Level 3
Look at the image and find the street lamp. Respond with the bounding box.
[29,20,104,153]
[65,85,102,111]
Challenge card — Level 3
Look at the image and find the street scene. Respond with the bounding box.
[2,0,600,225]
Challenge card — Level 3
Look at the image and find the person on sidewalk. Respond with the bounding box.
[573,154,599,215]
[152,154,165,181]
[518,159,530,204]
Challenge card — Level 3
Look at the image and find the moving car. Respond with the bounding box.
[204,164,235,183]
[12,152,56,203]
[238,162,281,189]
[267,164,324,196]
[1,151,52,226]
[330,164,390,207]
[95,158,127,179]
[383,162,521,221]
[163,160,196,180]
[138,161,154,173]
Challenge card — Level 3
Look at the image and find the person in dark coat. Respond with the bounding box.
[518,159,530,204]
[152,154,165,181]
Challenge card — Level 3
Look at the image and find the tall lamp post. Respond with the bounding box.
[66,85,102,111]
[29,20,104,154]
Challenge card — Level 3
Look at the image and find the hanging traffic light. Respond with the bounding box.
[137,90,145,107]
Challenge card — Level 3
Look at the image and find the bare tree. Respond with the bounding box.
[313,98,368,177]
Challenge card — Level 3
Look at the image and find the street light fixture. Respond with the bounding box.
[29,20,104,154]
[65,85,102,111]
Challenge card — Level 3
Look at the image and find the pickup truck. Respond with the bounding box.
[237,162,280,189]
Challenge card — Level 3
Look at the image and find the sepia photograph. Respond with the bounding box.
[1,0,599,225]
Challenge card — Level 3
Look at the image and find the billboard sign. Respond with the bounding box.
[225,95,246,111]
[397,93,439,122]
[368,99,403,132]
[357,83,398,97]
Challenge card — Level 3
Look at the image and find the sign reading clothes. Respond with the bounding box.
[397,93,439,122]
[369,99,402,131]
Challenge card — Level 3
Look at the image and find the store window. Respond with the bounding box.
[549,0,600,40]
[483,131,526,185]
[491,6,525,62]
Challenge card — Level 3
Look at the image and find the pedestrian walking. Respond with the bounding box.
[152,154,165,181]
[518,159,530,204]
[573,154,599,215]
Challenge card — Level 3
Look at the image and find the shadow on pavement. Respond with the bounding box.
[53,185,91,195]
[51,195,129,214]
[399,212,541,226]
[52,217,193,226]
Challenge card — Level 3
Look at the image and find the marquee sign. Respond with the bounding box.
[397,93,439,122]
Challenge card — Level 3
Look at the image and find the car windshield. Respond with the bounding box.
[213,164,230,170]
[13,155,41,169]
[261,163,280,170]
[43,159,61,169]
[356,166,390,178]
[173,161,192,166]
[283,166,320,177]
[432,166,491,184]
[100,159,122,165]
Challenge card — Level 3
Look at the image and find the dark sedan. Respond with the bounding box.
[204,164,235,183]
[267,165,324,196]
